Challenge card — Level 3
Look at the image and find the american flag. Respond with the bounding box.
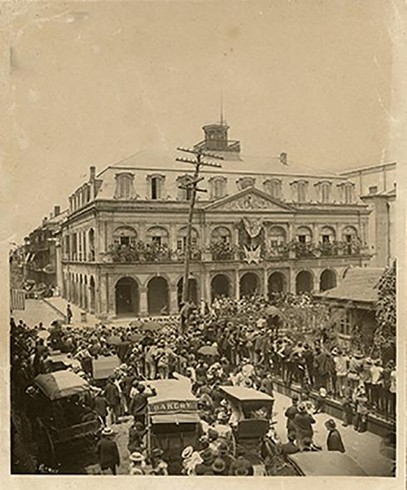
[10,289,25,311]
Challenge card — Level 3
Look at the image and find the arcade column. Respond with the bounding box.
[169,282,179,315]
[234,269,240,300]
[140,286,148,316]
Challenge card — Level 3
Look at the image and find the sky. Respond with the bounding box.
[1,0,401,243]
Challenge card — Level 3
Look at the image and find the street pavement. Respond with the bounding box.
[79,391,393,476]
[11,298,65,328]
[273,391,394,477]
[42,296,99,327]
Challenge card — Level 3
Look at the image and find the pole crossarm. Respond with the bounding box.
[175,144,222,316]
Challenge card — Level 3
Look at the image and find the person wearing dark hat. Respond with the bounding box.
[212,457,227,476]
[129,383,157,425]
[104,377,121,425]
[230,456,253,476]
[325,419,345,453]
[96,427,121,475]
[217,440,235,475]
[128,420,147,453]
[293,403,316,450]
[284,394,300,437]
[149,448,169,475]
[195,448,216,475]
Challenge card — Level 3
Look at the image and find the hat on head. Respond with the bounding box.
[101,427,114,437]
[325,418,336,430]
[129,451,145,463]
[218,440,229,455]
[212,457,226,474]
[151,448,164,458]
[200,448,215,464]
[182,446,194,459]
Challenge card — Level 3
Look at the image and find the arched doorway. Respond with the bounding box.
[177,277,198,308]
[240,272,260,298]
[296,271,314,294]
[268,272,286,296]
[211,274,231,300]
[89,276,96,313]
[115,277,139,316]
[320,269,337,291]
[148,277,169,316]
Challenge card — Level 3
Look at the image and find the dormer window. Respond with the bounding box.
[147,174,165,200]
[114,172,135,199]
[177,175,194,200]
[237,177,255,190]
[315,181,332,203]
[209,176,227,199]
[337,182,355,204]
[290,180,308,203]
[264,179,282,199]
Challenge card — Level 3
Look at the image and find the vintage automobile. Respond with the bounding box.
[144,375,202,475]
[287,451,368,476]
[32,370,101,467]
[218,385,275,475]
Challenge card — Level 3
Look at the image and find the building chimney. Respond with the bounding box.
[54,205,61,216]
[90,166,96,181]
[279,152,288,165]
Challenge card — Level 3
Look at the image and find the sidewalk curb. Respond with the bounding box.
[41,297,66,321]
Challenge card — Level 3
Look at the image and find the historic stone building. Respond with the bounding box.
[60,121,372,319]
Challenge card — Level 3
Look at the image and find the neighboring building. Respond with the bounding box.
[25,206,67,293]
[341,162,396,267]
[315,267,384,352]
[60,120,372,320]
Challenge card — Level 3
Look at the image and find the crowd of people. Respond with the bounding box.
[10,292,397,475]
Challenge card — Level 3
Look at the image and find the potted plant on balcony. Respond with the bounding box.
[208,240,234,261]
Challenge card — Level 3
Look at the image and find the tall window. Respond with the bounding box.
[148,175,165,200]
[113,226,137,246]
[177,227,198,250]
[268,226,286,246]
[296,226,312,243]
[114,173,135,199]
[146,226,169,246]
[339,309,352,336]
[344,183,354,204]
[315,181,331,203]
[211,226,231,243]
[237,177,255,190]
[264,179,282,199]
[210,177,227,199]
[320,226,335,243]
[177,175,194,200]
[297,181,307,202]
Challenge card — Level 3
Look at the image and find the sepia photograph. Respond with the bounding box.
[3,0,405,484]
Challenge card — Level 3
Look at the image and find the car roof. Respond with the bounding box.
[288,452,368,476]
[219,385,274,402]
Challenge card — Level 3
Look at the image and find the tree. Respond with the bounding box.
[374,261,396,356]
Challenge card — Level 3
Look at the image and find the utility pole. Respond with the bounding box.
[176,147,223,306]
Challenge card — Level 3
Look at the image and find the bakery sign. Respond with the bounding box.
[149,399,198,414]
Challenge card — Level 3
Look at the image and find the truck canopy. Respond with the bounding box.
[34,370,90,400]
[288,452,368,476]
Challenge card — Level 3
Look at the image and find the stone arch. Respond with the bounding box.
[240,271,261,298]
[147,276,169,316]
[296,270,314,294]
[268,271,287,296]
[211,273,231,301]
[320,269,337,292]
[115,276,139,316]
[177,276,199,308]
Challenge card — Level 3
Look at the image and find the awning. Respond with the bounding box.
[151,413,200,425]
[34,370,90,400]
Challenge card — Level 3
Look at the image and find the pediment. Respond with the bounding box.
[204,186,294,213]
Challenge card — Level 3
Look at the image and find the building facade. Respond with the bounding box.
[60,122,372,319]
[341,162,396,267]
[25,206,67,293]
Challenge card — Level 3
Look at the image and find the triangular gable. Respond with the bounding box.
[203,186,295,213]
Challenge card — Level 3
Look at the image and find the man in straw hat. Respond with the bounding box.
[96,427,121,475]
